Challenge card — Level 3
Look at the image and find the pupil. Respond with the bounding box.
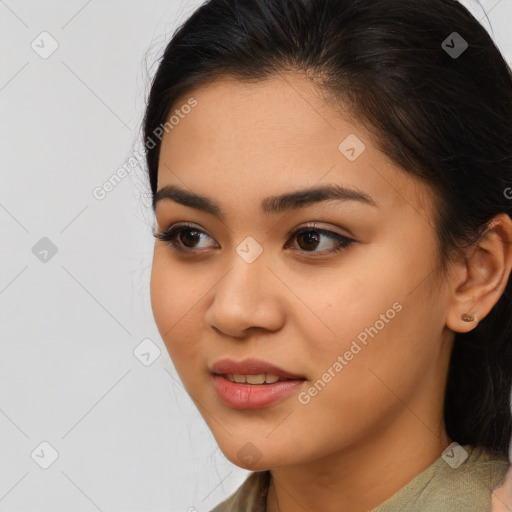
[298,230,319,251]
[181,229,200,248]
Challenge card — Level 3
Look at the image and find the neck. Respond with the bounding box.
[266,410,451,512]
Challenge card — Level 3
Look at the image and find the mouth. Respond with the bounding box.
[210,357,306,380]
[210,358,307,409]
[220,373,297,384]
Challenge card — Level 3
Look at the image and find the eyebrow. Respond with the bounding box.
[153,183,378,217]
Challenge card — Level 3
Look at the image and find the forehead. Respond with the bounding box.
[156,73,435,218]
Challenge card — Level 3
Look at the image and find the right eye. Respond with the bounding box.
[153,223,217,252]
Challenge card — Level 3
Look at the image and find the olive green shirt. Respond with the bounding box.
[210,445,508,511]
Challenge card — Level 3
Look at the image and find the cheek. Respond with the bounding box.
[150,253,176,337]
[290,302,431,450]
[293,244,439,391]
[289,255,402,365]
[149,251,205,368]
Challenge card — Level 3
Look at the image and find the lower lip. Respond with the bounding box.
[212,374,305,409]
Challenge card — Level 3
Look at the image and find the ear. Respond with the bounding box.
[446,213,512,333]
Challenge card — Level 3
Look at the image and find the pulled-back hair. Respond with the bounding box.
[143,0,512,457]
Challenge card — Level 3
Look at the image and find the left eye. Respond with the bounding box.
[154,222,354,255]
[287,226,354,254]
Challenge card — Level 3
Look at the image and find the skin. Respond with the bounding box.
[149,73,512,512]
[492,467,512,511]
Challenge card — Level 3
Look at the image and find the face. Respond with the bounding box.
[150,73,454,471]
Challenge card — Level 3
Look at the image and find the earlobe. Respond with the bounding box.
[445,213,512,334]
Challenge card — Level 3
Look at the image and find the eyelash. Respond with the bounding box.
[153,222,355,256]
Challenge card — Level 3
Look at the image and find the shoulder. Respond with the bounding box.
[373,444,509,512]
[430,444,509,500]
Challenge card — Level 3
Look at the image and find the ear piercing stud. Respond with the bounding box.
[461,312,475,322]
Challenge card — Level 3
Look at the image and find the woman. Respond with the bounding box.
[142,0,512,510]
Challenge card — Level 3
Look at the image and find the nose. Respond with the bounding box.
[205,250,286,339]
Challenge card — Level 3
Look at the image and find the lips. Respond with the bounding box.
[210,358,305,381]
[210,358,307,409]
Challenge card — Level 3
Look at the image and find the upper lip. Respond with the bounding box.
[210,358,305,380]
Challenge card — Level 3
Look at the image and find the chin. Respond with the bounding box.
[216,440,293,471]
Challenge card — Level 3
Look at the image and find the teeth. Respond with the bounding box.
[225,373,283,384]
[246,374,266,384]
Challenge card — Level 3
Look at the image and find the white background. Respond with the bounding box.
[1,1,511,511]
